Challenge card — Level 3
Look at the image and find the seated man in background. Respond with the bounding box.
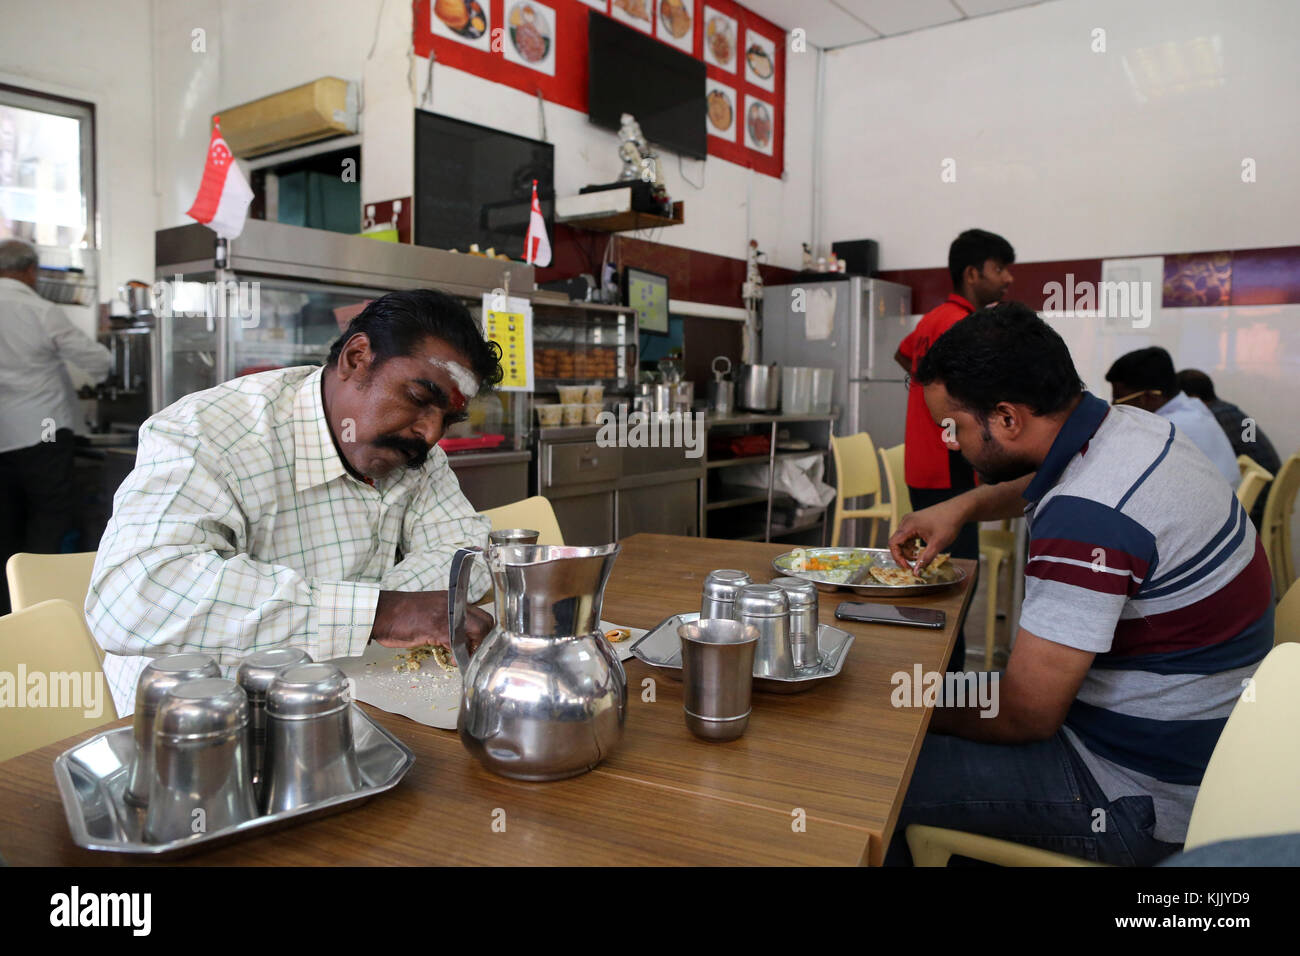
[1105,347,1240,487]
[886,304,1273,866]
[1177,367,1281,527]
[88,289,499,716]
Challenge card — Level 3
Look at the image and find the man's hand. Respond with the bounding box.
[371,590,494,651]
[888,497,971,572]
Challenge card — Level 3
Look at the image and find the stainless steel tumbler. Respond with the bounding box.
[261,663,363,814]
[735,584,793,679]
[236,647,313,802]
[678,618,758,742]
[770,576,821,669]
[700,569,753,620]
[125,653,221,808]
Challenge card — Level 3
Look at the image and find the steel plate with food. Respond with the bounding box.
[770,547,966,596]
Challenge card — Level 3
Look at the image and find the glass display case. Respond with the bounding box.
[531,298,637,396]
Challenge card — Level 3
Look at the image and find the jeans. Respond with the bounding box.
[884,729,1184,866]
[0,428,81,614]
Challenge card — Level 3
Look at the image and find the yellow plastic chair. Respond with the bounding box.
[6,551,102,662]
[829,433,891,547]
[1275,579,1300,646]
[482,496,566,546]
[878,444,911,536]
[0,599,119,763]
[907,641,1300,865]
[978,522,1018,670]
[1235,456,1273,515]
[1261,453,1300,597]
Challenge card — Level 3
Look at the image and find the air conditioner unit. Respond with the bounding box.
[218,78,358,159]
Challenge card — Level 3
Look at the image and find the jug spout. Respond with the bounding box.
[491,543,621,637]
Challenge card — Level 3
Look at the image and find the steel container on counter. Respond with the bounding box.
[125,654,221,808]
[708,355,735,416]
[738,363,781,412]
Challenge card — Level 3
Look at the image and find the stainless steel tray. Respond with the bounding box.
[629,612,855,694]
[771,547,966,597]
[53,704,414,856]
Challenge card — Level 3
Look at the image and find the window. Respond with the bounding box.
[0,84,96,250]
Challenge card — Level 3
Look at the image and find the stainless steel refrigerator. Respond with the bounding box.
[762,276,914,544]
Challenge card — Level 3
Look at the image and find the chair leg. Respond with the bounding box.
[868,518,878,549]
[984,553,1002,670]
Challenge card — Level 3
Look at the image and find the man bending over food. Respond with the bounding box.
[883,303,1273,866]
[88,289,500,716]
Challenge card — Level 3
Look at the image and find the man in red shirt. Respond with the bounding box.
[894,229,1015,669]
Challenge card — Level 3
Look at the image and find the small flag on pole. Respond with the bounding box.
[523,179,551,267]
[186,116,254,240]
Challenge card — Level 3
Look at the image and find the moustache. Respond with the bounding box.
[372,434,430,468]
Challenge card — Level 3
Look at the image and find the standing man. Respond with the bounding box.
[894,228,1015,669]
[0,238,111,613]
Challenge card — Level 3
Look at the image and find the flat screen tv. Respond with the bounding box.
[414,110,554,260]
[588,11,707,161]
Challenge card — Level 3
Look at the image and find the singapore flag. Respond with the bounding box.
[523,179,551,267]
[185,116,254,239]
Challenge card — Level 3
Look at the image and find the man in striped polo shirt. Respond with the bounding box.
[883,303,1274,866]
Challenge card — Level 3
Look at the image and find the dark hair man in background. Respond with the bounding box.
[1104,347,1239,487]
[1178,368,1281,527]
[885,303,1272,866]
[88,289,502,716]
[893,228,1015,670]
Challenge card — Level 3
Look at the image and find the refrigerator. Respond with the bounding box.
[762,276,914,545]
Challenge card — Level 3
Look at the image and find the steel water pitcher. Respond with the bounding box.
[448,542,625,781]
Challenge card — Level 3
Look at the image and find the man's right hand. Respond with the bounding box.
[371,589,494,651]
[887,497,970,573]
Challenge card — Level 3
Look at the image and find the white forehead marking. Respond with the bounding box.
[429,357,479,399]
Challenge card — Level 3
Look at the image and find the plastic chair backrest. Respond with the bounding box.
[6,551,103,662]
[879,443,912,534]
[1184,642,1300,850]
[0,599,118,763]
[1261,453,1300,595]
[1236,469,1271,514]
[482,496,566,546]
[1276,580,1300,647]
[830,433,882,501]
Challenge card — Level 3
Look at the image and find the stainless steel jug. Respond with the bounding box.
[448,542,625,781]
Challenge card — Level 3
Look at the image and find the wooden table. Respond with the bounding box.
[0,534,974,866]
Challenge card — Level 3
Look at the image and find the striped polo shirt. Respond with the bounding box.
[1019,392,1274,844]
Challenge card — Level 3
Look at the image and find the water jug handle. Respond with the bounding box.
[448,546,483,672]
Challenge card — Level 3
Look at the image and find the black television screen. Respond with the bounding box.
[413,110,554,260]
[588,11,706,161]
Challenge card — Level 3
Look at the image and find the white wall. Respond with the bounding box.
[820,0,1300,270]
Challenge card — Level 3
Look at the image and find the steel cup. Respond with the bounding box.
[236,647,313,802]
[125,653,221,807]
[678,618,758,742]
[735,584,793,679]
[489,528,540,547]
[770,576,821,669]
[143,678,258,844]
[701,569,753,620]
[261,663,363,814]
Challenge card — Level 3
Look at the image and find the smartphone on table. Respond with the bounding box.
[835,602,946,629]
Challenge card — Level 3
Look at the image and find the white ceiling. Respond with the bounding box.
[741,0,1053,50]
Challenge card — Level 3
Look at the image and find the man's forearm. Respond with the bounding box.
[953,474,1033,523]
[927,688,1053,744]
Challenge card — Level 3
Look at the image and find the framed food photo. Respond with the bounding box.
[743,94,774,156]
[610,0,654,33]
[503,0,556,75]
[656,0,694,54]
[429,0,491,50]
[702,5,737,72]
[743,28,776,92]
[705,78,737,143]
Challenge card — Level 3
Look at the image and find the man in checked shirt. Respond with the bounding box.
[88,289,501,716]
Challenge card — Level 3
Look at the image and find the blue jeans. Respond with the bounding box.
[884,730,1184,866]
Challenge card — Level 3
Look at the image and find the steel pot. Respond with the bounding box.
[738,363,781,412]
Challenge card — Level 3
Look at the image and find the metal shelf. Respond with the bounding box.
[705,449,830,470]
[705,491,771,512]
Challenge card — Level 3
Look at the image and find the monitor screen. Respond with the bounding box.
[626,267,669,335]
[588,12,707,161]
[413,110,554,260]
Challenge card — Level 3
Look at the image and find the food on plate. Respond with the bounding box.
[615,0,651,23]
[706,16,733,63]
[784,549,874,577]
[899,535,926,561]
[660,0,691,38]
[605,627,632,643]
[707,90,733,131]
[509,2,550,63]
[869,566,924,587]
[436,0,486,38]
[746,44,774,79]
[392,644,457,673]
[747,101,772,148]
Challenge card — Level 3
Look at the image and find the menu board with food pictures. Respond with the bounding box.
[743,27,775,91]
[503,1,556,75]
[656,0,694,53]
[610,0,654,33]
[702,5,738,71]
[430,0,490,50]
[706,78,737,142]
[743,94,774,155]
[482,293,535,391]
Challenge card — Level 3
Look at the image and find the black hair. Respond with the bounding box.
[326,289,503,389]
[914,301,1083,418]
[1176,368,1217,402]
[948,229,1015,289]
[1105,347,1178,397]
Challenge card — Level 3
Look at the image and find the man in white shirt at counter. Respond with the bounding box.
[87,289,499,715]
[0,238,112,613]
[1105,347,1241,487]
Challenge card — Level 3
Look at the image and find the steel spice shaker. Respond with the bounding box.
[125,653,221,807]
[770,576,820,669]
[735,583,793,679]
[236,647,312,801]
[144,678,259,844]
[701,569,753,620]
[261,663,363,814]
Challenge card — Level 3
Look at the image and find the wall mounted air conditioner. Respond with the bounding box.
[218,78,358,159]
